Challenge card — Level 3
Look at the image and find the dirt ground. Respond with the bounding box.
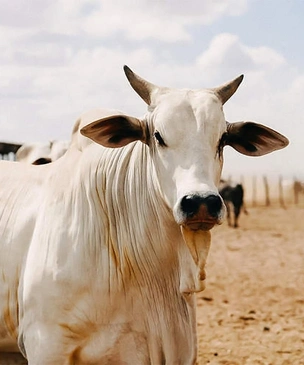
[197,205,304,365]
[2,205,304,365]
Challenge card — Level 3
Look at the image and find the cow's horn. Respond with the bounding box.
[214,74,244,105]
[123,65,158,105]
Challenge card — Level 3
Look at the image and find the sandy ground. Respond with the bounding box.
[197,205,304,365]
[1,205,304,365]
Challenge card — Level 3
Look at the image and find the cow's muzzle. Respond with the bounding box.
[176,193,225,231]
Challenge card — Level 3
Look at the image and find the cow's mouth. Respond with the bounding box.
[184,220,218,231]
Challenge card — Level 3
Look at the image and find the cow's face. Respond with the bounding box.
[146,89,227,230]
[81,66,289,232]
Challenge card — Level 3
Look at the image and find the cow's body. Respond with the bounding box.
[1,138,201,364]
[219,180,247,227]
[0,66,288,364]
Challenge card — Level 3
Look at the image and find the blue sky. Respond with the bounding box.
[0,0,303,178]
[206,1,304,65]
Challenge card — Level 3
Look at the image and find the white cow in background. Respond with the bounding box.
[70,109,109,151]
[16,140,69,164]
[0,65,288,364]
[49,140,70,161]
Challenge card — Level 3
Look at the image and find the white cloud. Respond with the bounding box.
[246,46,286,69]
[83,12,191,42]
[0,0,52,28]
[0,0,249,43]
[0,45,158,142]
[196,33,254,81]
[195,33,287,87]
[81,0,248,42]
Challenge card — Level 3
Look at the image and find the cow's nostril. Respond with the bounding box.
[180,195,201,216]
[205,195,222,217]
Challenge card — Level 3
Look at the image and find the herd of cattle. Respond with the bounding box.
[0,66,289,364]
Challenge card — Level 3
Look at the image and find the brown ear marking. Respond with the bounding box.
[80,115,146,148]
[226,121,289,157]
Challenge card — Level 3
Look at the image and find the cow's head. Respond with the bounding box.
[81,66,289,232]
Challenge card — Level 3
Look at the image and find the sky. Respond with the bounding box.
[0,0,303,179]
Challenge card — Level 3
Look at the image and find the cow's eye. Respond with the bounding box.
[154,131,167,147]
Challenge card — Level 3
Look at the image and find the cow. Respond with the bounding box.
[219,179,248,228]
[16,140,69,165]
[0,66,289,364]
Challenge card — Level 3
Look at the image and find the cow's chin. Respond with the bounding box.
[183,220,219,231]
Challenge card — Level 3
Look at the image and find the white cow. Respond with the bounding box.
[0,66,288,364]
[16,140,69,165]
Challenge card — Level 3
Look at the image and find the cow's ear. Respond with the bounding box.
[80,115,146,148]
[225,121,289,156]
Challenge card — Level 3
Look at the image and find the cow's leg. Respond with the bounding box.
[233,204,241,228]
[225,201,232,226]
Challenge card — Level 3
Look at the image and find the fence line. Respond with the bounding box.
[221,175,304,208]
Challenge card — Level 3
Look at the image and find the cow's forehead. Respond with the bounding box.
[150,88,225,134]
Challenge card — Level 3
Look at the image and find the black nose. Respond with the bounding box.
[180,194,222,218]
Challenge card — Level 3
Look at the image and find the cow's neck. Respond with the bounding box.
[92,142,179,280]
[75,142,207,296]
[69,142,198,362]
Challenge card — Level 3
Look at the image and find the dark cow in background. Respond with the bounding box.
[219,179,248,228]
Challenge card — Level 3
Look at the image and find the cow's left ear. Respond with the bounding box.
[225,121,289,156]
[80,115,146,148]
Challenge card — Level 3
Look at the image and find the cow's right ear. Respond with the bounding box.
[225,121,289,156]
[80,115,147,148]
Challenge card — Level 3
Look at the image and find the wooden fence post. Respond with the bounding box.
[252,175,257,207]
[263,175,270,206]
[279,175,286,209]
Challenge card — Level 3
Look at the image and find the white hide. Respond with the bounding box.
[16,140,69,164]
[16,142,52,164]
[49,140,70,161]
